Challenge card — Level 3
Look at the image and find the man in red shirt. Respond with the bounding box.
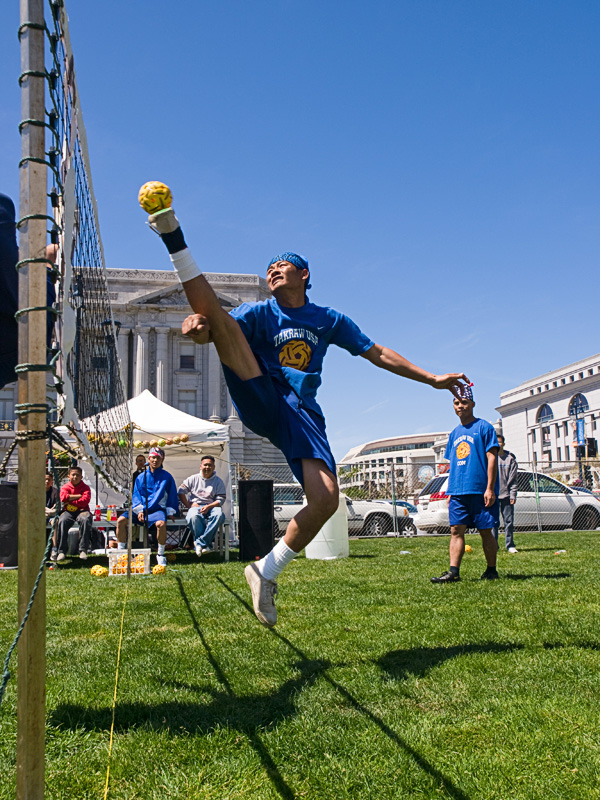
[52,466,93,562]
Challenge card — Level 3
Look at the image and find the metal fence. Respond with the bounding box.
[232,459,600,538]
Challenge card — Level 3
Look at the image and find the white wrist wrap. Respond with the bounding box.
[170,248,202,283]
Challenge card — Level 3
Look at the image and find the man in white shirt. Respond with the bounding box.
[178,456,226,556]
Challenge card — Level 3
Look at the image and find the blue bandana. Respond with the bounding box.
[268,252,311,290]
[458,383,474,401]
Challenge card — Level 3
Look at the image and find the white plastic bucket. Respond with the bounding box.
[305,494,349,560]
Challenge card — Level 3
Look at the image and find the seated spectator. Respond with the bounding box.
[132,453,146,489]
[52,466,92,562]
[116,446,178,567]
[45,471,59,521]
[178,455,226,557]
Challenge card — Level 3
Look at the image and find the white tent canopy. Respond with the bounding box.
[84,390,232,520]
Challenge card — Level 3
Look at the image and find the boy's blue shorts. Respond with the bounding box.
[448,495,499,530]
[222,365,336,487]
[120,509,166,527]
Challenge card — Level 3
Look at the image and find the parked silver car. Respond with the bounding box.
[414,471,600,532]
[273,485,407,537]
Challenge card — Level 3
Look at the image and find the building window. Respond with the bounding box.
[530,389,534,396]
[561,378,566,385]
[570,375,575,382]
[563,421,569,436]
[579,372,584,379]
[0,390,14,421]
[555,423,560,437]
[542,426,551,451]
[553,381,558,388]
[178,390,196,416]
[536,404,553,423]
[557,447,562,461]
[589,369,594,377]
[531,429,536,443]
[569,394,589,416]
[565,445,570,460]
[179,342,195,370]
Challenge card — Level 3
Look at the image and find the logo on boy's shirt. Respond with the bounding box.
[456,441,471,460]
[279,340,312,370]
[274,328,318,371]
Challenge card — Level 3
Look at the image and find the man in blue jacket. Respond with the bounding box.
[431,385,499,583]
[116,446,179,567]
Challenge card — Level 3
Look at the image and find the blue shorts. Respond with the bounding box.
[222,365,336,487]
[448,495,499,530]
[120,509,166,527]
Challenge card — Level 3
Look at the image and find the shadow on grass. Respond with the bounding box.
[347,554,377,559]
[504,572,570,581]
[216,576,473,800]
[49,575,326,800]
[378,642,523,681]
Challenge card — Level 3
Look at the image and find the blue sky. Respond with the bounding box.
[2,1,599,459]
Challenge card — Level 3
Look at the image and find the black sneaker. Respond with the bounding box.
[431,570,460,584]
[481,568,499,580]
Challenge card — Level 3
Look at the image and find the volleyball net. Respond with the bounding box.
[41,0,132,495]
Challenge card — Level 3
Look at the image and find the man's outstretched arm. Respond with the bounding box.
[360,343,469,398]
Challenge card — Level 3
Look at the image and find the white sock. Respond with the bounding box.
[170,248,202,282]
[157,543,165,556]
[118,541,126,550]
[257,539,297,582]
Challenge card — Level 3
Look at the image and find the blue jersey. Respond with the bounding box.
[132,466,179,517]
[444,418,499,496]
[229,298,374,417]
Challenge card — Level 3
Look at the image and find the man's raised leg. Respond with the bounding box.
[148,208,261,382]
[245,459,339,627]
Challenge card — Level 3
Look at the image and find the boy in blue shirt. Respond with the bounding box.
[431,385,500,583]
[144,201,469,625]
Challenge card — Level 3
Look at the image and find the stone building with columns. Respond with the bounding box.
[107,268,288,467]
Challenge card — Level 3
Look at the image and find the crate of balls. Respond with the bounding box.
[108,549,151,576]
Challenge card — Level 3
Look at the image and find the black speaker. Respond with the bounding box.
[238,480,274,561]
[0,483,18,568]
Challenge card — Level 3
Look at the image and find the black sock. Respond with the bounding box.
[484,565,497,573]
[160,227,187,254]
[449,566,460,577]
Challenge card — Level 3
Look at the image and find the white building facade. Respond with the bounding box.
[497,353,600,468]
[339,432,449,498]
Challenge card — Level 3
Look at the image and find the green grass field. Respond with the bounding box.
[1,532,599,799]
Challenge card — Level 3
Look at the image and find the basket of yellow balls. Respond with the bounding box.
[90,564,109,578]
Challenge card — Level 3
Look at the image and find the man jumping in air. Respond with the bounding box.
[144,198,469,626]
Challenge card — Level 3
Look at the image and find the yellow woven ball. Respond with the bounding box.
[152,564,166,575]
[91,565,108,577]
[464,544,472,553]
[138,181,172,213]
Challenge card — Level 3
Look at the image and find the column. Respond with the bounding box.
[134,326,150,396]
[155,326,171,403]
[207,343,221,422]
[117,328,129,397]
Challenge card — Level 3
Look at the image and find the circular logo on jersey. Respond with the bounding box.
[456,442,471,459]
[279,339,312,371]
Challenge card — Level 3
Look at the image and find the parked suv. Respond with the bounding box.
[414,471,600,532]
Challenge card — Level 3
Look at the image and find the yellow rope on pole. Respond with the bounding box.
[103,581,129,800]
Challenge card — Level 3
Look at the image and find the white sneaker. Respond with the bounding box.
[201,547,212,555]
[148,208,180,235]
[195,544,202,557]
[156,554,167,567]
[244,563,277,627]
[507,547,518,553]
